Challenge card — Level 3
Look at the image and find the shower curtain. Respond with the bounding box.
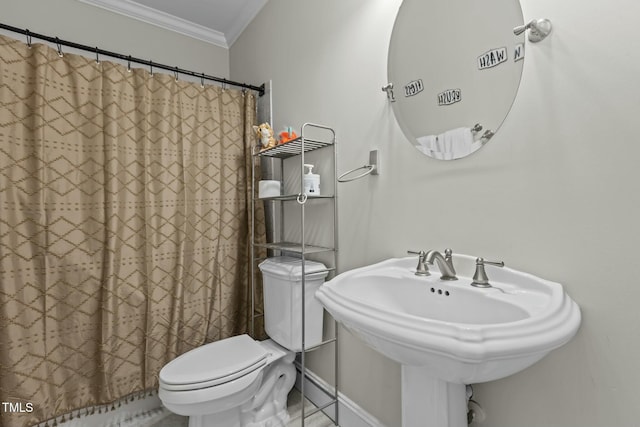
[0,34,265,427]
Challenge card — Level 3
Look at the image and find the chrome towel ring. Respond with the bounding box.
[337,149,380,183]
[338,165,376,183]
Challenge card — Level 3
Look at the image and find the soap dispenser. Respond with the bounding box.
[303,164,320,195]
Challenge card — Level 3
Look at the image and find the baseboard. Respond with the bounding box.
[294,367,386,427]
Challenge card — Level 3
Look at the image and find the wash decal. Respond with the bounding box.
[514,43,525,62]
[477,47,508,69]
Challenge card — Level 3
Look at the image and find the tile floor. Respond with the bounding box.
[151,389,335,427]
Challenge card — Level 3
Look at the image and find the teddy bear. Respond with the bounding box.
[253,122,277,151]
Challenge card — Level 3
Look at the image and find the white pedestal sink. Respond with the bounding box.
[315,254,581,427]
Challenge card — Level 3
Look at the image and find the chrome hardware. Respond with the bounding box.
[425,249,457,281]
[471,257,505,288]
[444,248,453,264]
[513,19,552,43]
[472,124,494,145]
[382,83,396,102]
[338,150,380,183]
[481,129,494,141]
[407,250,430,276]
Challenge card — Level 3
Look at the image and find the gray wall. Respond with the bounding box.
[231,0,640,426]
[1,0,229,79]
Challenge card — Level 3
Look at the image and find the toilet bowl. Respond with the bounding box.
[159,335,296,427]
[158,257,329,427]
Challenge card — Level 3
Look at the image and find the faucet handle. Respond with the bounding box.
[407,250,430,276]
[444,248,454,263]
[471,257,504,288]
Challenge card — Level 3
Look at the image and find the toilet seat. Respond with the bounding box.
[160,334,268,392]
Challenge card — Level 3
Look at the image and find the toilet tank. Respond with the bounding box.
[258,256,328,352]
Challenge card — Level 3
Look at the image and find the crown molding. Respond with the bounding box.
[76,0,229,48]
[225,0,267,47]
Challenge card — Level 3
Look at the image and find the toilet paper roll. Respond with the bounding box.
[259,180,281,198]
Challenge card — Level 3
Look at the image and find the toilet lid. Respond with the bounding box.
[159,334,268,390]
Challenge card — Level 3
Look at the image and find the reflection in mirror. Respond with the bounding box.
[388,0,525,160]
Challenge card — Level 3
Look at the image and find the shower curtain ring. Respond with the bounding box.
[127,55,132,72]
[149,60,153,76]
[55,37,63,57]
[95,47,100,64]
[200,73,205,88]
[25,29,32,48]
[174,67,179,82]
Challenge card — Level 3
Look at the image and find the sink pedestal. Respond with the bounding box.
[401,366,467,427]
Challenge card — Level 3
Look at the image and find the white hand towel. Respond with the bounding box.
[441,127,474,159]
[416,134,438,156]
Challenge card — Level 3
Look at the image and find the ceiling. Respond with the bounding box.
[77,0,268,48]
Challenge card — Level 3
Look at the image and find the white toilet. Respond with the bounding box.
[158,257,328,427]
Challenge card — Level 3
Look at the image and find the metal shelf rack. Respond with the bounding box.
[250,123,339,426]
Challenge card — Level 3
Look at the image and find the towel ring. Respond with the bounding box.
[338,165,375,183]
[338,150,380,183]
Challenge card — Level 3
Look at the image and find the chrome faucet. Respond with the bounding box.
[407,250,430,276]
[471,257,504,288]
[425,248,458,281]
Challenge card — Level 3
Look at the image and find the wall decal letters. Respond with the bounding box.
[477,47,508,69]
[437,89,461,106]
[404,79,424,97]
[514,43,524,62]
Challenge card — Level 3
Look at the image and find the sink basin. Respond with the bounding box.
[316,254,581,427]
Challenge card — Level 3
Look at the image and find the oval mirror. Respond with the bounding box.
[388,0,525,160]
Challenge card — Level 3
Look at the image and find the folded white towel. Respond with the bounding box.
[417,128,477,159]
[417,134,437,149]
[416,134,437,156]
[442,128,474,159]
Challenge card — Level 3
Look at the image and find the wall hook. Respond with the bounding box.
[513,18,552,43]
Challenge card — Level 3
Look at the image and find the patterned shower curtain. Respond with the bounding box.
[0,34,265,426]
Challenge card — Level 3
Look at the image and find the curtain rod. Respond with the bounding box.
[0,22,265,96]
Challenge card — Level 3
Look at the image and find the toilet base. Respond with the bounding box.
[165,339,296,427]
[240,349,296,427]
